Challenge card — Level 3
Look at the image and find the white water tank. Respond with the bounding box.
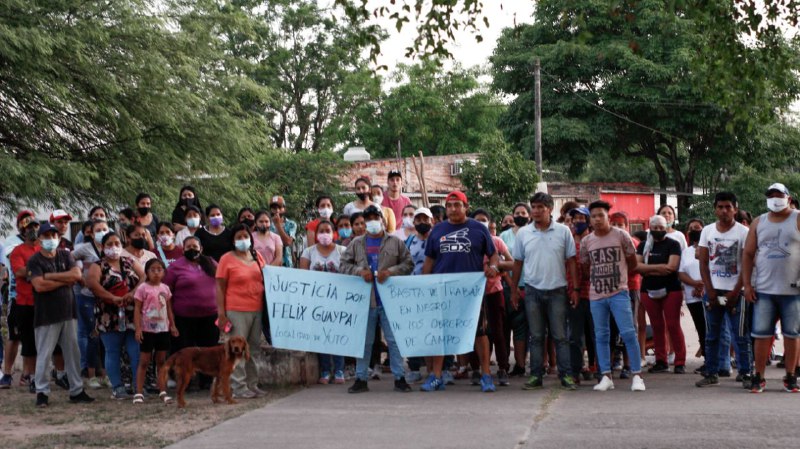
[343,146,371,162]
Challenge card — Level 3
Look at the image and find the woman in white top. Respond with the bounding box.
[392,205,417,241]
[658,204,687,250]
[342,177,374,217]
[121,223,157,267]
[677,218,709,373]
[175,206,203,246]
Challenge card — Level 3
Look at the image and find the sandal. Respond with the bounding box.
[133,394,144,404]
[159,391,173,404]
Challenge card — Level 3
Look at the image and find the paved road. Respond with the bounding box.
[169,311,799,449]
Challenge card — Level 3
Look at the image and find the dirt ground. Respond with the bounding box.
[0,381,296,449]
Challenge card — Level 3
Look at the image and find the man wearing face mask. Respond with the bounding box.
[567,207,595,381]
[28,223,94,407]
[340,205,414,393]
[742,183,800,392]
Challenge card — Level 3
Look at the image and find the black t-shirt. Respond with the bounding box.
[195,227,233,262]
[26,249,78,327]
[636,237,682,292]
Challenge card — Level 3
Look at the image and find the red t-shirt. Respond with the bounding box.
[305,219,339,244]
[628,237,642,291]
[10,244,40,306]
[382,195,412,225]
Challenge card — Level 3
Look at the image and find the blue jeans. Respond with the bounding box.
[525,286,571,378]
[752,293,800,338]
[703,291,751,376]
[590,291,642,375]
[356,306,405,381]
[100,330,140,390]
[76,294,100,371]
[319,353,344,374]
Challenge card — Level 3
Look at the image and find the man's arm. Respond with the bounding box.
[697,245,717,304]
[741,219,759,302]
[422,256,435,275]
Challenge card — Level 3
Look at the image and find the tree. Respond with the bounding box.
[460,146,539,222]
[491,0,800,214]
[351,60,507,158]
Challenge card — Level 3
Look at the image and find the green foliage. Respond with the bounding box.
[460,146,539,221]
[353,60,507,158]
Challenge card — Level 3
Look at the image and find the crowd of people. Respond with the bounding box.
[1,169,799,408]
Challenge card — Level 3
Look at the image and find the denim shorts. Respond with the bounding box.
[752,293,800,339]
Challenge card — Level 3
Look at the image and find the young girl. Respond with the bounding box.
[134,259,179,404]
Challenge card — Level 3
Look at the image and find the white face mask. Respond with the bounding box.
[402,217,414,229]
[478,220,490,229]
[365,220,383,235]
[186,217,200,228]
[318,208,333,219]
[372,195,383,205]
[767,197,789,213]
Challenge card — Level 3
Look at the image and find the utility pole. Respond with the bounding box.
[534,58,543,180]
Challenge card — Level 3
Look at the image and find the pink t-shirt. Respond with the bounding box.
[253,232,282,265]
[579,227,636,301]
[382,195,412,224]
[134,282,172,333]
[484,236,507,294]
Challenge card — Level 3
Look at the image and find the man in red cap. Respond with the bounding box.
[421,191,501,392]
[49,209,74,251]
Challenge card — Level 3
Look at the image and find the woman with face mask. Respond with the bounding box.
[658,204,687,251]
[498,202,531,377]
[237,207,256,233]
[171,185,203,233]
[86,232,145,399]
[134,193,159,246]
[299,220,347,384]
[392,205,418,240]
[252,210,283,267]
[155,222,183,267]
[163,235,219,388]
[335,215,353,246]
[122,224,157,268]
[195,204,233,262]
[369,185,397,233]
[175,206,203,247]
[305,196,339,247]
[74,206,109,245]
[215,225,266,399]
[343,177,375,217]
[636,215,686,374]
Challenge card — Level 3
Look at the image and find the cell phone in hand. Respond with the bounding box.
[215,318,233,333]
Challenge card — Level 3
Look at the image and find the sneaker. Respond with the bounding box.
[19,374,31,387]
[640,358,648,369]
[100,376,113,388]
[69,390,95,403]
[673,365,686,375]
[522,375,543,390]
[509,364,526,377]
[454,366,470,379]
[394,378,412,392]
[348,379,369,394]
[250,385,268,396]
[718,370,731,378]
[593,375,614,391]
[371,364,381,380]
[87,377,102,390]
[406,371,422,383]
[29,379,36,394]
[783,374,799,393]
[740,373,753,389]
[442,370,455,385]
[619,367,631,379]
[36,392,49,408]
[648,361,669,373]
[581,369,593,381]
[694,364,706,375]
[333,370,345,384]
[111,386,131,400]
[612,360,623,371]
[55,374,70,390]
[233,389,257,399]
[560,375,578,391]
[668,352,676,365]
[0,374,12,389]
[631,374,646,392]
[480,374,496,392]
[420,374,445,392]
[318,371,331,385]
[470,370,481,386]
[497,369,510,386]
[750,373,765,393]
[167,379,177,389]
[695,374,720,388]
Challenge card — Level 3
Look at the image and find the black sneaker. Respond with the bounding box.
[783,374,799,393]
[510,364,526,377]
[693,364,706,375]
[69,390,95,403]
[347,379,369,394]
[740,373,753,389]
[470,371,481,386]
[718,370,731,378]
[394,378,412,393]
[619,367,631,379]
[55,375,70,390]
[750,373,765,393]
[673,365,686,374]
[29,378,36,394]
[36,392,49,408]
[648,361,669,373]
[695,374,719,388]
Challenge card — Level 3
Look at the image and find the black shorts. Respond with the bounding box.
[141,332,171,353]
[8,304,36,357]
[475,295,490,338]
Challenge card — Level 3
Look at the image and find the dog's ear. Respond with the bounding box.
[224,338,234,362]
[243,340,251,361]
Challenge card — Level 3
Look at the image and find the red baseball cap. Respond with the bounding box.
[16,210,35,224]
[445,190,468,206]
[50,209,73,222]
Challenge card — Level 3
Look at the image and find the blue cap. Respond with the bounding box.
[568,207,590,218]
[37,222,58,237]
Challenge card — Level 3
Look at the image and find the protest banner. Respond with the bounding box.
[377,272,486,357]
[264,266,372,358]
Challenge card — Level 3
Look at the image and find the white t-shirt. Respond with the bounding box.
[666,229,687,251]
[678,245,702,304]
[697,222,749,291]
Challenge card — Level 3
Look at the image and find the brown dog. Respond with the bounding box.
[159,336,250,408]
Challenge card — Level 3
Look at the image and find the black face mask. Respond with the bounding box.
[131,238,147,250]
[256,225,268,234]
[500,224,513,233]
[25,228,38,241]
[356,192,369,201]
[137,207,150,217]
[513,216,529,227]
[242,218,255,228]
[184,249,201,261]
[182,198,196,207]
[688,230,702,244]
[650,230,667,241]
[415,223,432,235]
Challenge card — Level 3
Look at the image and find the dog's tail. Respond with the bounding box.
[158,352,178,391]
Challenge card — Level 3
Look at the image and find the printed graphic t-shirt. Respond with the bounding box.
[579,227,636,301]
[134,282,172,333]
[425,218,496,274]
[697,222,749,291]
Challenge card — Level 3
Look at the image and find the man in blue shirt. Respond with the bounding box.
[422,191,500,392]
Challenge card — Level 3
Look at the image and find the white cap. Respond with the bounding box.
[414,207,433,219]
[766,183,790,196]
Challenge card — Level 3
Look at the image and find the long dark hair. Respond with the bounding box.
[183,235,216,277]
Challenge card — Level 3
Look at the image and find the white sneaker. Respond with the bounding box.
[370,364,381,380]
[167,379,177,389]
[631,374,646,392]
[233,389,257,399]
[87,377,102,390]
[667,353,676,365]
[593,375,614,391]
[640,358,648,369]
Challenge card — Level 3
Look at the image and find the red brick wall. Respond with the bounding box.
[341,153,480,194]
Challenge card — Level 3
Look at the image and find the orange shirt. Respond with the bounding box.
[10,243,40,306]
[216,252,265,312]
